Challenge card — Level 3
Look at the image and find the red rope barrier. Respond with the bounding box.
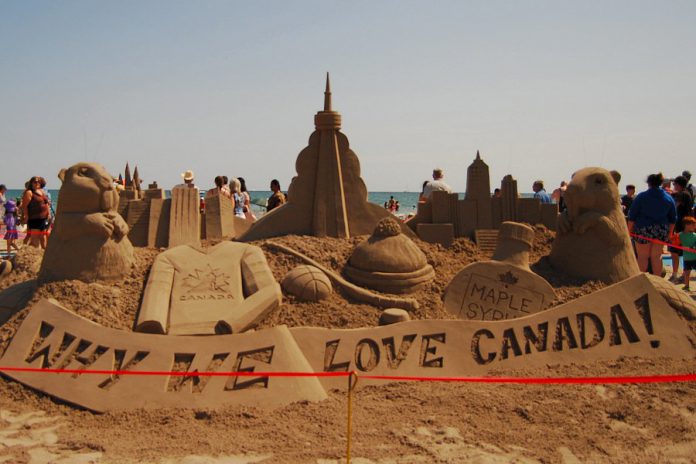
[0,366,694,384]
[630,233,696,254]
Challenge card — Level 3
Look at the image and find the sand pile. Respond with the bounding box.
[0,227,694,463]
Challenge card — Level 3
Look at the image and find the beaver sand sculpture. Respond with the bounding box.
[550,167,640,283]
[39,162,135,282]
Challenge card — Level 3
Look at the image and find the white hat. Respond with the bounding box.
[181,170,194,181]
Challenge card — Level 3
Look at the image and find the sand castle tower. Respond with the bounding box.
[240,74,411,241]
[465,151,492,229]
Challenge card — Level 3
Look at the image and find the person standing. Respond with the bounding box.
[230,178,246,219]
[21,176,51,249]
[532,180,552,204]
[3,200,19,256]
[627,173,677,276]
[668,175,694,281]
[237,177,256,222]
[0,184,6,224]
[267,179,286,212]
[679,217,696,291]
[621,184,636,216]
[422,168,453,199]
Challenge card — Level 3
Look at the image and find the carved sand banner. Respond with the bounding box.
[0,299,326,412]
[291,274,695,389]
[1,275,693,411]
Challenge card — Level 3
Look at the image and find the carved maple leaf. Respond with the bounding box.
[498,271,519,285]
[182,264,231,293]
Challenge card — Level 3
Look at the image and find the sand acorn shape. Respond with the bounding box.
[344,217,435,294]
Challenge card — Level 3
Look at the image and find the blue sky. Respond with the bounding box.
[1,1,694,192]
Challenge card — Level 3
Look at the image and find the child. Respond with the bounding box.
[3,200,20,257]
[679,216,696,291]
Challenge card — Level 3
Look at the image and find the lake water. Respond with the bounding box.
[3,189,535,218]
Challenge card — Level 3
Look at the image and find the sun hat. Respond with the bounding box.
[181,170,195,181]
[4,200,17,213]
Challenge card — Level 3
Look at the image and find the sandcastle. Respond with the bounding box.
[408,152,559,247]
[0,79,693,415]
[238,74,413,241]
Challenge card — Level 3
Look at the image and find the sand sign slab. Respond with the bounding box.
[443,261,556,320]
[0,299,327,412]
[291,274,694,389]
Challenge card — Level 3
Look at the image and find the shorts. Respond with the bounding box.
[633,223,670,245]
[27,218,49,231]
[684,260,696,271]
[668,246,683,256]
[4,229,18,240]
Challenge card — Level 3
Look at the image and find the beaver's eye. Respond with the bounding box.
[595,177,603,184]
[79,167,89,176]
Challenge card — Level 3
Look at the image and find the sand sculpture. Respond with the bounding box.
[136,242,281,335]
[379,308,411,325]
[345,217,435,294]
[550,167,640,283]
[443,222,555,321]
[2,299,326,412]
[266,241,419,311]
[4,274,691,411]
[407,153,559,245]
[239,74,413,241]
[291,273,693,389]
[39,162,135,282]
[282,265,332,302]
[645,273,696,320]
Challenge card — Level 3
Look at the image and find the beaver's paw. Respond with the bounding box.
[84,212,115,239]
[573,211,604,235]
[105,212,129,239]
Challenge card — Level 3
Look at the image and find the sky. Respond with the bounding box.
[1,1,694,192]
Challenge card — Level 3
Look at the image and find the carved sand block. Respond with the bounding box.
[291,274,695,390]
[345,217,434,294]
[136,242,281,335]
[445,222,555,320]
[282,265,332,302]
[168,186,200,248]
[239,75,413,241]
[417,223,454,247]
[550,168,640,283]
[0,299,327,412]
[204,194,250,240]
[40,162,135,282]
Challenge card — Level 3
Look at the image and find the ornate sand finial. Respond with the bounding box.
[314,73,341,130]
[324,72,332,111]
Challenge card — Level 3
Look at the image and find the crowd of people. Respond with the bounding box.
[625,170,695,289]
[182,171,287,222]
[0,176,53,257]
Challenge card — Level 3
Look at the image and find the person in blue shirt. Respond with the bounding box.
[628,172,677,276]
[532,180,552,204]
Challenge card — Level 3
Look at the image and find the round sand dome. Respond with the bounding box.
[344,217,434,294]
